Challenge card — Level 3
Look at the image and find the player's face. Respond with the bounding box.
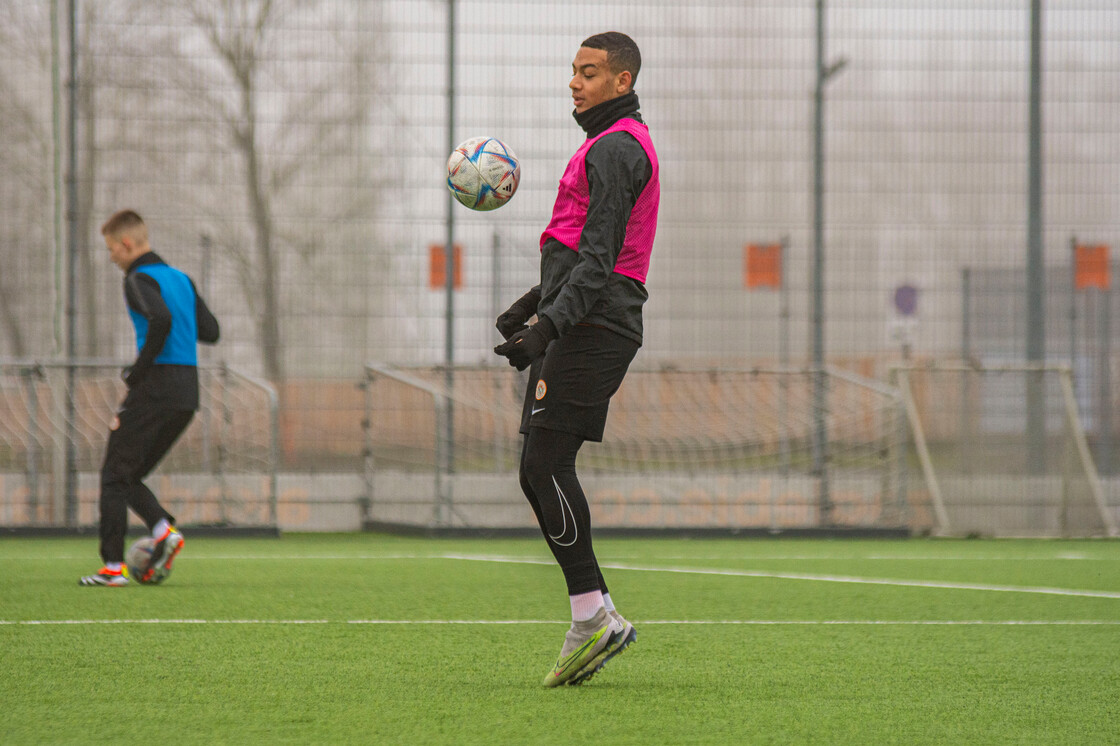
[570,47,628,113]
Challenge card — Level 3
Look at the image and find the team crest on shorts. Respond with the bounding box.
[535,379,547,400]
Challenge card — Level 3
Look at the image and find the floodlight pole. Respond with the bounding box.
[64,0,79,526]
[1026,0,1047,473]
[812,0,845,525]
[438,0,458,524]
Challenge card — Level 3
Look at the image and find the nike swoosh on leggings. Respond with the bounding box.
[548,475,578,547]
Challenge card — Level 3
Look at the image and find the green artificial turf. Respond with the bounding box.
[1,534,1118,744]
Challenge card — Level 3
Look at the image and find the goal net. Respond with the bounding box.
[0,361,278,530]
[361,364,907,532]
[891,362,1117,537]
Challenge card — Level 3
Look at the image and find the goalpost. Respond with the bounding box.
[361,363,908,533]
[891,362,1117,538]
[0,361,279,531]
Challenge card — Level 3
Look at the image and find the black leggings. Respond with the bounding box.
[98,407,192,563]
[519,427,609,596]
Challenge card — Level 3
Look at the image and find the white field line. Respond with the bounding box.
[8,553,1119,562]
[8,548,1120,560]
[3,619,1120,626]
[439,554,1120,600]
[8,552,1120,598]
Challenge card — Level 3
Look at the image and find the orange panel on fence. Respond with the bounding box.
[429,243,463,289]
[1075,244,1110,290]
[745,243,782,288]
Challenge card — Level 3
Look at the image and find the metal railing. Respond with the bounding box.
[0,360,278,528]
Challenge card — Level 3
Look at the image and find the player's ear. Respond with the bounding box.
[617,69,632,94]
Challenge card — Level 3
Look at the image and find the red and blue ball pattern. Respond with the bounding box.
[447,137,520,211]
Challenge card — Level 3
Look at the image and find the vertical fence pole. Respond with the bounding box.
[360,368,374,525]
[63,0,79,526]
[433,390,446,525]
[492,231,504,472]
[894,388,909,524]
[200,236,213,473]
[812,0,829,525]
[218,363,230,525]
[1069,236,1077,395]
[23,367,42,522]
[779,236,790,478]
[266,377,279,529]
[812,0,845,525]
[960,268,973,475]
[1025,0,1047,474]
[440,0,458,525]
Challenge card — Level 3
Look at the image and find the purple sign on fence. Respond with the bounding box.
[894,284,918,316]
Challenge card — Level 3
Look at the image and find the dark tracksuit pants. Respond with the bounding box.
[98,405,193,563]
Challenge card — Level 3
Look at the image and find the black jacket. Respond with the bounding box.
[536,92,654,345]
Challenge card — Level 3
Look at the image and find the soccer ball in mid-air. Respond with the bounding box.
[446,137,520,211]
[126,536,158,584]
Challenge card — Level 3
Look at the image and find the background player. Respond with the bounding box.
[80,210,220,586]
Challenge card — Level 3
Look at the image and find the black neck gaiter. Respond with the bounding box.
[573,92,641,138]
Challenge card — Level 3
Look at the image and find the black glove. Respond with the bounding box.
[493,316,557,371]
[495,286,541,341]
[121,365,136,387]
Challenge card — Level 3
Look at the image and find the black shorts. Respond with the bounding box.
[520,324,640,442]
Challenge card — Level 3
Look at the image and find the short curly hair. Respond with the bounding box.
[581,32,642,89]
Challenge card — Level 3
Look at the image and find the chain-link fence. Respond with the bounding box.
[1,2,1117,534]
[0,361,278,530]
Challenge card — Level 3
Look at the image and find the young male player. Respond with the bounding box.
[493,31,659,686]
[80,210,220,586]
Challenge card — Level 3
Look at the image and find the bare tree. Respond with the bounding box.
[0,64,42,357]
[74,0,103,357]
[0,3,57,358]
[171,0,286,383]
[0,3,153,360]
[118,0,389,385]
[0,0,389,374]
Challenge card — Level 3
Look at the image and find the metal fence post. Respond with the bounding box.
[218,362,230,524]
[22,366,43,522]
[359,368,374,524]
[433,389,453,526]
[267,378,279,529]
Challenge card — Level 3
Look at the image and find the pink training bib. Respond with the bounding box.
[540,118,659,283]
